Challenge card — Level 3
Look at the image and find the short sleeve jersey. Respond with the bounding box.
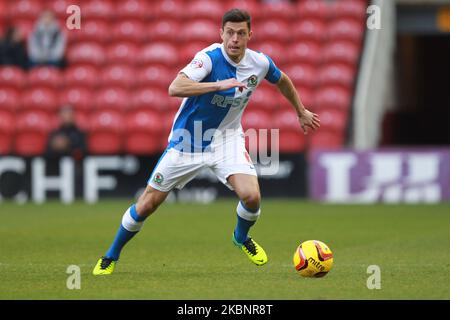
[168,43,281,152]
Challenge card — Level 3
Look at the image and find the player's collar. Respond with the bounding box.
[220,43,246,67]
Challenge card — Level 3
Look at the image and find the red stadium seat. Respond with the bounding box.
[64,65,99,88]
[88,110,123,154]
[252,41,288,66]
[246,85,279,111]
[332,0,367,21]
[283,64,317,89]
[242,109,272,154]
[46,0,74,19]
[100,65,136,88]
[0,67,26,90]
[223,0,261,22]
[70,19,111,43]
[159,110,177,148]
[124,110,164,155]
[322,41,360,66]
[0,110,14,154]
[21,87,59,112]
[184,0,224,22]
[125,110,164,134]
[0,88,21,112]
[179,20,220,43]
[67,42,105,66]
[318,64,355,88]
[95,87,130,111]
[260,2,295,20]
[288,42,322,65]
[292,19,327,43]
[273,109,300,131]
[278,86,315,110]
[301,86,317,109]
[81,0,115,20]
[111,20,147,43]
[253,20,291,43]
[309,130,345,150]
[274,131,306,153]
[27,67,63,89]
[59,87,94,112]
[161,109,177,132]
[276,86,315,110]
[167,96,183,110]
[131,88,169,111]
[178,41,210,65]
[137,65,173,89]
[138,42,178,67]
[242,109,271,130]
[153,0,185,20]
[15,110,51,156]
[296,0,330,20]
[315,108,348,133]
[314,86,352,110]
[272,109,306,153]
[0,1,8,20]
[147,20,181,42]
[105,42,140,65]
[0,110,14,130]
[8,0,42,19]
[115,0,151,20]
[328,18,365,44]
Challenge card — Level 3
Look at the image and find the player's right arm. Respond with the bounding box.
[168,73,246,97]
[168,51,246,98]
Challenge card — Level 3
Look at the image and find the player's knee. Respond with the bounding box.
[241,192,261,211]
[136,189,166,217]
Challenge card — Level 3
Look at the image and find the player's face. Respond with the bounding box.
[220,22,252,62]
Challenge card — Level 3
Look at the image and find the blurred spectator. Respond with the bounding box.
[0,26,29,70]
[46,105,87,159]
[28,10,66,68]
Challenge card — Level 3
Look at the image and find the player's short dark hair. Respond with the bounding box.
[222,8,251,31]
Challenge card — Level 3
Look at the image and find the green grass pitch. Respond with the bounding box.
[0,199,449,299]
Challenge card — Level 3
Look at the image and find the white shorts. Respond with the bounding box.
[147,138,257,192]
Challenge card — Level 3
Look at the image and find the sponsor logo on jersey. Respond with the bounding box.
[211,94,247,108]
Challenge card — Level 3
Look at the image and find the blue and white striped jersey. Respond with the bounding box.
[167,43,281,152]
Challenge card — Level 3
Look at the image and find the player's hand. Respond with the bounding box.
[298,109,320,135]
[217,78,247,92]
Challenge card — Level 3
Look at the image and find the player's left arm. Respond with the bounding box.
[276,71,320,134]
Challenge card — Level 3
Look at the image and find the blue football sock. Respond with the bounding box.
[233,201,259,244]
[234,214,255,244]
[105,225,137,261]
[105,204,146,261]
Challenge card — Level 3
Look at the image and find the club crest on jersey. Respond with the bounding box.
[247,75,258,87]
[190,59,203,69]
[153,173,164,184]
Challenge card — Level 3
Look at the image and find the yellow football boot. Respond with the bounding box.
[92,257,116,275]
[233,234,268,266]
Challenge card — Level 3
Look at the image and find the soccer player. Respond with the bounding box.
[93,8,320,275]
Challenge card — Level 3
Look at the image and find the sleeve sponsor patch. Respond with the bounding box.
[189,58,204,69]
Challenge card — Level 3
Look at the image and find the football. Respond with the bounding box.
[293,240,334,278]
